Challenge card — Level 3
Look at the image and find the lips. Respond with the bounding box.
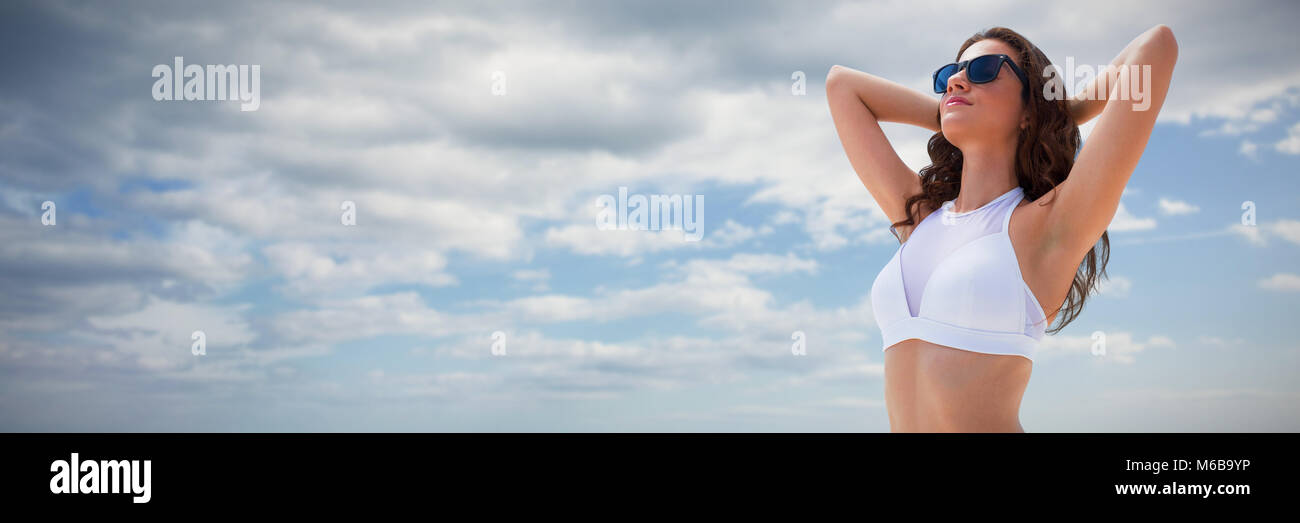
[945,96,971,107]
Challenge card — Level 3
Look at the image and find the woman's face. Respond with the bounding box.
[939,39,1028,150]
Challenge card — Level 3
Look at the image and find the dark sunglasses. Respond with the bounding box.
[932,53,1029,101]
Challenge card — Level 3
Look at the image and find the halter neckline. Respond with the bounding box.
[942,186,1023,217]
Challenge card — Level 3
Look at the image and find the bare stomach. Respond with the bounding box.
[883,339,1033,432]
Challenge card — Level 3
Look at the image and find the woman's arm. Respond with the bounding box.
[827,65,942,132]
[1066,25,1166,126]
[1046,24,1178,260]
[826,65,940,240]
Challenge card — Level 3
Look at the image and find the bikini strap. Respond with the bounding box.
[1001,189,1024,234]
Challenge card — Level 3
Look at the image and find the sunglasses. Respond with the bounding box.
[932,53,1030,101]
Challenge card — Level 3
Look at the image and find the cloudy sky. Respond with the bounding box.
[1,0,1297,431]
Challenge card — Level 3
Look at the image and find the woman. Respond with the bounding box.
[826,26,1178,432]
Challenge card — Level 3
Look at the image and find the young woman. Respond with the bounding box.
[826,26,1178,432]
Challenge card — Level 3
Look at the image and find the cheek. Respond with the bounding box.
[982,96,1022,127]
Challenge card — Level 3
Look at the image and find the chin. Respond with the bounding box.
[942,122,1004,146]
[939,125,972,145]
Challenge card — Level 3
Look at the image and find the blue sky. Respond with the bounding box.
[1,0,1298,431]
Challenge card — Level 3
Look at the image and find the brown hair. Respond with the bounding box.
[890,26,1108,334]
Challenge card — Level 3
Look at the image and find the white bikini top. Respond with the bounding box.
[869,185,1048,361]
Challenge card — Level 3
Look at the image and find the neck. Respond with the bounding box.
[954,144,1019,213]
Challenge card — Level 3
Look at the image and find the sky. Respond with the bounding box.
[1,0,1297,432]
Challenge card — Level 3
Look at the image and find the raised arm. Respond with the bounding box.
[1065,28,1161,127]
[825,65,941,242]
[1043,25,1179,258]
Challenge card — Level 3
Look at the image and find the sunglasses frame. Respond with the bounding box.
[932,53,1030,102]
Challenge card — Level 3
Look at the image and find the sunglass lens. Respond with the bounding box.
[969,55,1001,83]
[934,63,957,93]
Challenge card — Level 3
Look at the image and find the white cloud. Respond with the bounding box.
[860,227,899,245]
[512,269,551,282]
[0,216,252,293]
[1229,223,1267,246]
[1196,335,1246,348]
[543,218,767,257]
[511,268,551,291]
[1239,139,1259,159]
[1156,197,1200,216]
[1166,69,1300,127]
[1096,275,1132,297]
[709,219,763,247]
[1038,331,1175,364]
[1197,107,1282,137]
[263,242,457,298]
[1258,273,1300,292]
[505,295,597,323]
[1108,202,1157,232]
[1230,219,1300,247]
[1269,219,1300,245]
[1139,219,1300,248]
[126,172,530,260]
[544,225,705,256]
[770,210,801,226]
[492,252,868,346]
[1274,121,1300,155]
[684,251,818,276]
[83,295,256,370]
[271,292,466,345]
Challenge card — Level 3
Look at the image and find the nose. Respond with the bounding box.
[945,68,970,95]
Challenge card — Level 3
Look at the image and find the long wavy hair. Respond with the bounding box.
[890,26,1108,335]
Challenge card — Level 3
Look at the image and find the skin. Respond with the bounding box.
[826,26,1178,432]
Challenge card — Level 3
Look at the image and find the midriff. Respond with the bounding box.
[883,338,1032,432]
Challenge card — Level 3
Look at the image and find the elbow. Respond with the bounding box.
[1145,24,1179,61]
[826,64,857,95]
[826,65,844,90]
[1150,24,1176,43]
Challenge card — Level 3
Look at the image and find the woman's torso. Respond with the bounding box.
[882,193,1071,432]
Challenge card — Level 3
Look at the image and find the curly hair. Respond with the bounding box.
[890,26,1108,335]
